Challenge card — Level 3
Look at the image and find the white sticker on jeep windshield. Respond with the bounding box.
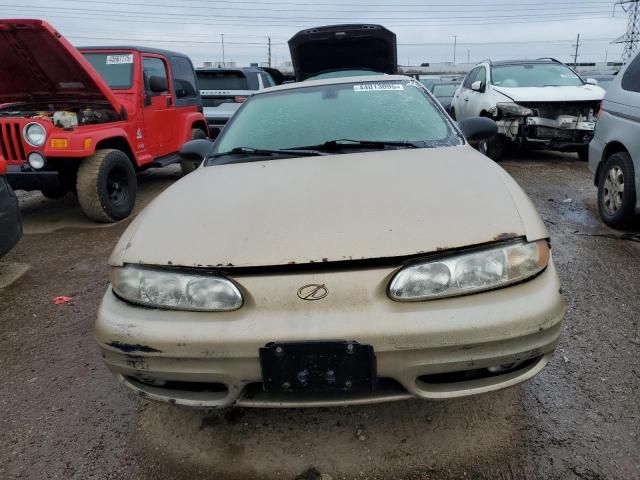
[354,84,404,92]
[106,54,134,65]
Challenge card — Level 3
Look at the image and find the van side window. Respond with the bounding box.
[621,55,640,92]
[170,56,198,99]
[143,57,169,96]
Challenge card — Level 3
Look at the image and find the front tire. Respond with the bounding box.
[597,152,637,228]
[76,149,137,223]
[478,134,505,161]
[181,128,208,175]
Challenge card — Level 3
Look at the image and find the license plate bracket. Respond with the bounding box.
[259,341,377,393]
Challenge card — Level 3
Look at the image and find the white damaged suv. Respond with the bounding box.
[451,58,605,161]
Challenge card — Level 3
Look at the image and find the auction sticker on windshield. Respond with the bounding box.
[106,54,134,65]
[354,84,404,92]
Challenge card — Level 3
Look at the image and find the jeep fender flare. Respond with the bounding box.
[83,128,138,166]
[180,112,210,140]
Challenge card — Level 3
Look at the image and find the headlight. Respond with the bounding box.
[23,122,47,147]
[111,265,243,311]
[388,240,549,302]
[497,103,534,117]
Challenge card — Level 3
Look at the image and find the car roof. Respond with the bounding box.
[490,59,564,67]
[196,67,266,74]
[257,74,413,94]
[79,45,190,59]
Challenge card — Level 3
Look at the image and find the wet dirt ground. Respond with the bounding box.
[1,154,638,480]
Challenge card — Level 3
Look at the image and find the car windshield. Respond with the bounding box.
[83,52,134,89]
[197,71,249,90]
[214,80,462,154]
[491,63,584,88]
[432,84,459,96]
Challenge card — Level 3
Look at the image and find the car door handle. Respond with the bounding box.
[167,97,173,106]
[464,98,469,102]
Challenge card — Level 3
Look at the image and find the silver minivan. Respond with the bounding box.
[589,57,639,227]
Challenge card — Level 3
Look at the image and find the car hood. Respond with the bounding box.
[492,84,605,103]
[0,19,121,110]
[110,147,548,269]
[288,24,397,82]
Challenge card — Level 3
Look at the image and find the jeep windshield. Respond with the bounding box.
[83,52,134,90]
[491,63,584,88]
[212,79,463,160]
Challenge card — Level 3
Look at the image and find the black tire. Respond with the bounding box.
[577,146,589,162]
[478,134,505,161]
[181,128,208,175]
[597,151,637,228]
[40,186,68,199]
[76,149,137,223]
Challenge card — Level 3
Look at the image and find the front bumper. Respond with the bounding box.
[0,176,22,257]
[96,260,566,408]
[497,117,595,149]
[5,164,60,191]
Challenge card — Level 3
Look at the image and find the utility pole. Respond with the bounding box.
[467,49,470,63]
[221,33,225,66]
[453,35,457,64]
[268,36,272,67]
[614,0,640,63]
[572,33,580,65]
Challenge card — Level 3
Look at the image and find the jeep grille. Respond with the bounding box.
[0,122,26,162]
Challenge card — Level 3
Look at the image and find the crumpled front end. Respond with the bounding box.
[494,101,600,150]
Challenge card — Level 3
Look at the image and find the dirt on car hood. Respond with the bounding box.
[0,19,121,110]
[492,84,605,103]
[111,147,548,269]
[288,24,397,81]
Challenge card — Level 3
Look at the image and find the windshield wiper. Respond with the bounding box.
[208,146,327,163]
[292,139,425,151]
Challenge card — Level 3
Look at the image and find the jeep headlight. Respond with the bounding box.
[111,265,243,311]
[497,103,534,117]
[388,240,549,301]
[23,122,47,147]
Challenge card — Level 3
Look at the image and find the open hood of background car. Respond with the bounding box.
[0,19,122,111]
[492,84,605,103]
[110,147,548,269]
[288,24,397,82]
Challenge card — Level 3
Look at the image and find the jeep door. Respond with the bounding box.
[142,55,175,155]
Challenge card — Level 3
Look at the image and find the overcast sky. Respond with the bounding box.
[3,0,632,67]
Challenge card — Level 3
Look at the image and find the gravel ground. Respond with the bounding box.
[1,153,638,480]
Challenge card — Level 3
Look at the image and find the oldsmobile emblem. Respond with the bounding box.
[297,284,329,301]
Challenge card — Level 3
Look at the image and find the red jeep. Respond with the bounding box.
[0,19,208,222]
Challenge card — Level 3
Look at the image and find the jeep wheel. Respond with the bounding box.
[181,128,208,175]
[478,134,504,161]
[597,152,637,228]
[76,149,137,223]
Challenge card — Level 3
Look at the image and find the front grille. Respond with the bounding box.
[520,101,600,119]
[0,122,26,162]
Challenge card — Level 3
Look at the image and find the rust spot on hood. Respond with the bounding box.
[107,341,161,353]
[494,232,519,241]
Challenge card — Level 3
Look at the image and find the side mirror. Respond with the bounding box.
[179,139,213,163]
[457,117,498,144]
[149,75,168,93]
[471,80,484,92]
[586,78,598,86]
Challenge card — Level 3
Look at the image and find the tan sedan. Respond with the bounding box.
[96,76,565,407]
